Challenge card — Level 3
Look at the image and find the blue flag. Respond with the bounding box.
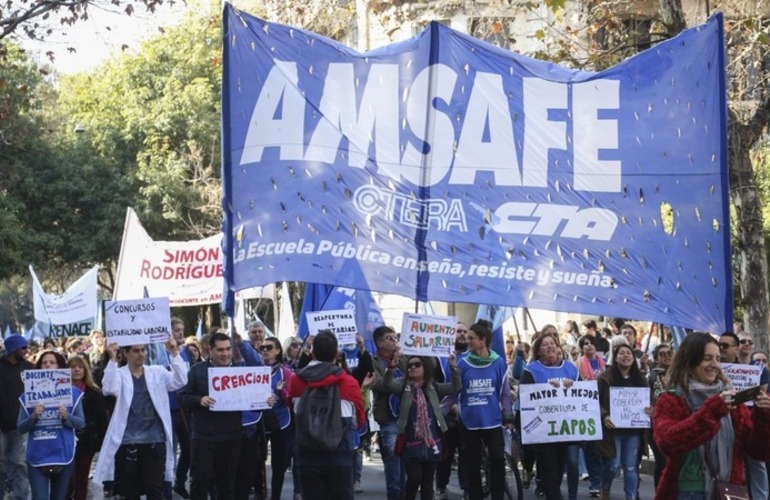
[222,6,731,333]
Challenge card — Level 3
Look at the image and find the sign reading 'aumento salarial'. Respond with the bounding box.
[221,4,731,332]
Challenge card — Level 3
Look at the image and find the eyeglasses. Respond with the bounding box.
[260,345,275,352]
[740,339,754,345]
[718,343,736,349]
[456,329,468,333]
[407,361,423,369]
[754,358,768,364]
[658,351,673,357]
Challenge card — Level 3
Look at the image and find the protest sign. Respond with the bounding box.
[609,387,650,428]
[305,309,357,346]
[207,366,272,411]
[399,313,457,357]
[104,297,172,346]
[722,363,763,406]
[519,381,602,444]
[23,369,73,408]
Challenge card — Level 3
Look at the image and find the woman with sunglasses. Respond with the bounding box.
[259,337,295,500]
[383,353,460,500]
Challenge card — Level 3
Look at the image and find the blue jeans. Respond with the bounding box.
[601,433,640,499]
[378,421,405,498]
[28,462,74,500]
[584,441,603,491]
[0,430,30,500]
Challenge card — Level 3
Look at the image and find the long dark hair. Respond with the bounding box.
[603,344,646,386]
[667,332,728,395]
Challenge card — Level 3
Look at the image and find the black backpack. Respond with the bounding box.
[295,382,346,452]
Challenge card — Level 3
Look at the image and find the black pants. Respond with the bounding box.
[190,438,241,500]
[461,425,506,500]
[172,409,191,487]
[435,424,465,491]
[298,465,353,500]
[234,427,264,500]
[267,426,293,500]
[405,460,437,500]
[535,442,568,500]
[117,442,166,500]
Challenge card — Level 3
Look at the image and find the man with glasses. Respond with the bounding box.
[718,331,740,363]
[738,332,756,365]
[359,325,407,500]
[0,334,33,500]
[435,322,471,499]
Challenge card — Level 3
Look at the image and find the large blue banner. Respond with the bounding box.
[222,5,731,333]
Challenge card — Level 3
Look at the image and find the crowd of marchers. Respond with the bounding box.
[1,317,770,500]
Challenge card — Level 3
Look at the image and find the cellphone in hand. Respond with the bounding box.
[733,386,762,406]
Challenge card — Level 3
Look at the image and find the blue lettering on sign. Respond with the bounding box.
[222,7,731,334]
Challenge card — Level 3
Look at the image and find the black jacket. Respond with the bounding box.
[178,360,241,442]
[76,386,108,456]
[0,356,33,431]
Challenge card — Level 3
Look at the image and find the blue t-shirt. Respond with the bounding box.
[122,374,165,444]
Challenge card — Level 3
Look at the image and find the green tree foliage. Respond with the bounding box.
[58,13,223,240]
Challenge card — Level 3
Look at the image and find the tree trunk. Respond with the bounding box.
[658,0,770,345]
[728,111,770,350]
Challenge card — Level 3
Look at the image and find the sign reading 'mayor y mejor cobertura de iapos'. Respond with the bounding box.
[221,4,731,333]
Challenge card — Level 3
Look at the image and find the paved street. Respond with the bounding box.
[86,450,656,499]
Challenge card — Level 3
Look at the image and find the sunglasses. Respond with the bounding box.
[407,361,423,369]
[740,339,754,345]
[456,329,468,333]
[718,343,736,349]
[290,342,301,349]
[505,340,514,345]
[658,351,673,357]
[260,345,276,352]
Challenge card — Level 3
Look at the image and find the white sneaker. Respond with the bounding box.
[354,481,364,493]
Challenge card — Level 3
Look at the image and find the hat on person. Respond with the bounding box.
[3,335,28,355]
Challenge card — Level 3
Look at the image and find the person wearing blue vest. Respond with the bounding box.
[17,350,85,500]
[520,331,580,500]
[259,336,294,500]
[457,320,514,500]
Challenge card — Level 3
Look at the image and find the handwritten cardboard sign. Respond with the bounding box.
[207,366,272,411]
[519,381,603,444]
[104,297,171,346]
[23,369,73,408]
[305,309,357,346]
[399,313,457,357]
[722,363,763,406]
[609,387,650,428]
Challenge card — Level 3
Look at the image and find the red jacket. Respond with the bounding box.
[653,391,770,498]
[288,362,366,429]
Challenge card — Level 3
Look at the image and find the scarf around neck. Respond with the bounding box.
[682,379,734,495]
[579,355,605,380]
[412,383,437,447]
